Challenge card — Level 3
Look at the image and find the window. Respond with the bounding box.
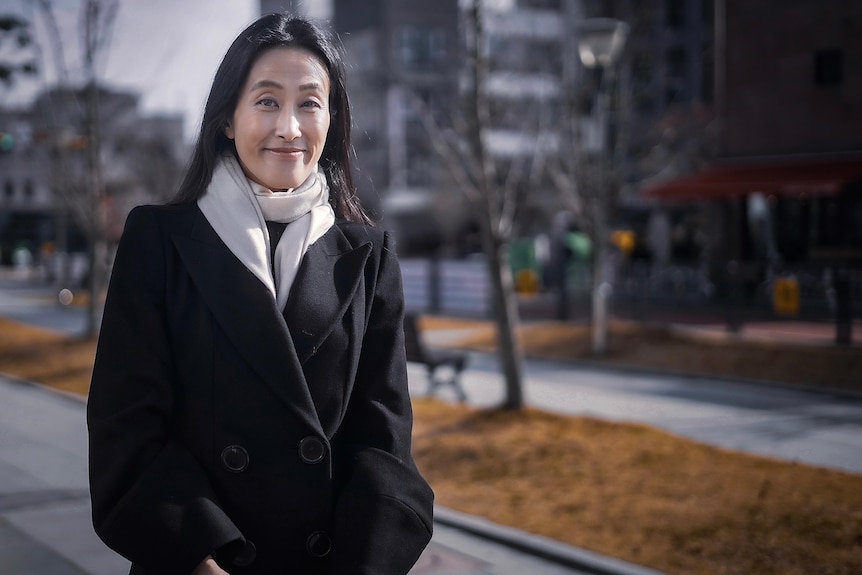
[488,38,562,75]
[665,47,687,105]
[487,97,560,131]
[774,196,811,263]
[23,180,33,201]
[405,87,447,126]
[817,193,862,248]
[3,180,13,200]
[701,42,714,103]
[395,27,447,71]
[666,0,685,30]
[814,48,843,87]
[632,55,655,113]
[667,47,687,78]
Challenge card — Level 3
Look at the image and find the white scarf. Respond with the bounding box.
[198,154,335,311]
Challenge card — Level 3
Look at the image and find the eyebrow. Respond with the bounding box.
[248,79,325,93]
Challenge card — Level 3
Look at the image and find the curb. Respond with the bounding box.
[440,346,862,401]
[553,354,862,400]
[0,371,88,405]
[434,506,666,575]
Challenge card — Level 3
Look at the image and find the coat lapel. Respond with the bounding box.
[170,208,371,436]
[283,227,372,365]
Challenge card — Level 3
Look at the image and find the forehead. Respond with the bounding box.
[246,47,330,90]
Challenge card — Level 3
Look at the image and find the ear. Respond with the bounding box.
[224,121,235,140]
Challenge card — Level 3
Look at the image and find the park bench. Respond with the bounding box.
[403,313,468,402]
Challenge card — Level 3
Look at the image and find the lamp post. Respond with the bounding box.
[577,18,630,70]
[577,17,629,355]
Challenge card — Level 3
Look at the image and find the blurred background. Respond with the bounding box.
[0,0,860,342]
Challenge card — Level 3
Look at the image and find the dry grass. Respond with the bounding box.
[2,315,861,574]
[412,400,862,575]
[0,318,95,395]
[419,316,862,392]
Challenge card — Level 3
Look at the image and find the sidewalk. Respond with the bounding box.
[408,350,862,476]
[0,281,662,575]
[1,277,860,574]
[0,374,664,575]
[4,355,859,575]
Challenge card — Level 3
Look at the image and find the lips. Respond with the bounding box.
[266,146,305,157]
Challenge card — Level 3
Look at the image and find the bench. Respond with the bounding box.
[403,314,468,402]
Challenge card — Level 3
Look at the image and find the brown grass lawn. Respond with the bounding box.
[1,316,861,574]
[419,316,862,392]
[413,401,862,575]
[0,318,97,395]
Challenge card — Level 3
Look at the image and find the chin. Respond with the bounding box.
[274,172,313,190]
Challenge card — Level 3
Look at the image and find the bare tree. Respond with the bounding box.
[34,0,119,339]
[407,0,551,410]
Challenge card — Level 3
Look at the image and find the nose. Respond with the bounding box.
[275,108,301,140]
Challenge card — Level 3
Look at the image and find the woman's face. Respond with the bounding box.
[226,47,331,191]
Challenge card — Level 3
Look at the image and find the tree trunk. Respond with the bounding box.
[83,76,105,340]
[53,204,69,290]
[469,0,525,409]
[483,234,525,410]
[85,237,106,339]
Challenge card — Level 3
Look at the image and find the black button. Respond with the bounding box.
[221,445,249,473]
[232,540,256,567]
[306,531,331,557]
[298,436,326,464]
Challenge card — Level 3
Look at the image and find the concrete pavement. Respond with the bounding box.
[0,371,661,575]
[410,348,862,476]
[0,280,661,575]
[1,276,860,574]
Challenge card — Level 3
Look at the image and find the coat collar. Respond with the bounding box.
[171,206,371,435]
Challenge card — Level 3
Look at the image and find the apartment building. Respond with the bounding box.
[258,0,715,255]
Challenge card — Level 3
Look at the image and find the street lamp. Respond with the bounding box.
[576,17,629,355]
[577,18,630,70]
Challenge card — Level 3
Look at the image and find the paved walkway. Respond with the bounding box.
[0,369,662,575]
[0,280,659,575]
[409,352,862,476]
[1,276,860,575]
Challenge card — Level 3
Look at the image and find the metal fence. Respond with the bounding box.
[400,257,862,324]
[401,259,490,317]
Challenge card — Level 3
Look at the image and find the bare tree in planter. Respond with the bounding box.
[34,0,119,339]
[407,0,556,410]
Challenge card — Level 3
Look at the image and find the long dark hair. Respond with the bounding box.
[172,14,369,224]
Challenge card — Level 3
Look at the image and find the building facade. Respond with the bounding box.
[644,0,862,287]
[0,86,186,274]
[257,1,716,257]
[332,0,462,253]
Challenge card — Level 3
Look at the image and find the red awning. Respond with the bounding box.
[641,156,862,201]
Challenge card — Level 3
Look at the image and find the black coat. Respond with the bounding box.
[87,203,434,575]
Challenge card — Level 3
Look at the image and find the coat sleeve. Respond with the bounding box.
[87,206,245,574]
[329,230,434,575]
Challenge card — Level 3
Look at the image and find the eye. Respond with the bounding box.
[256,97,278,108]
[301,99,323,110]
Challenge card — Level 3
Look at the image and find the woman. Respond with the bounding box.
[87,13,433,575]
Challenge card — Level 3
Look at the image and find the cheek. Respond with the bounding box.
[234,111,264,146]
